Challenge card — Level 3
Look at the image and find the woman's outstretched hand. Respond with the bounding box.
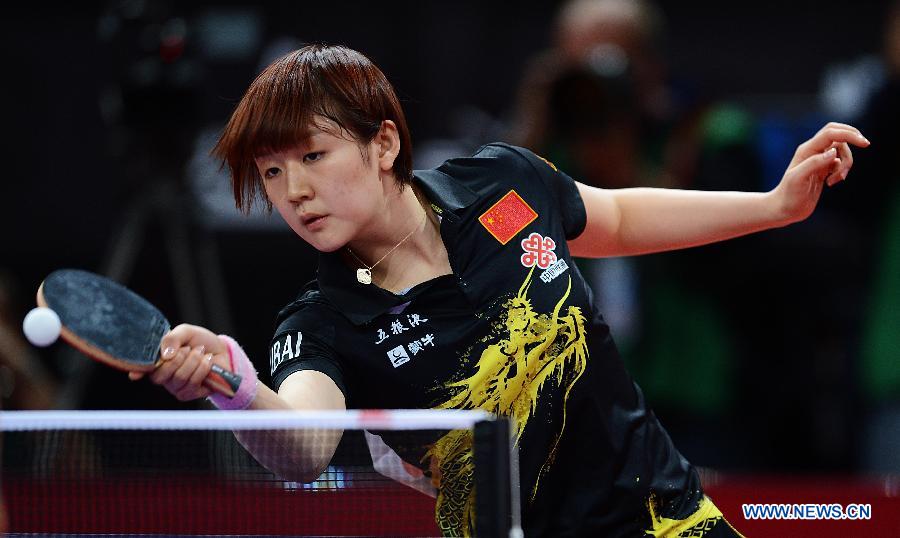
[773,122,870,225]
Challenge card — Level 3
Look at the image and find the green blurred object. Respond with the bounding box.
[862,189,900,402]
[701,104,756,152]
[625,279,735,416]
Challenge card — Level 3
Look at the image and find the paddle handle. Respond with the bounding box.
[204,364,242,398]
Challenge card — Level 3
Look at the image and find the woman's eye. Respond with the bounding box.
[304,152,322,163]
[263,167,280,179]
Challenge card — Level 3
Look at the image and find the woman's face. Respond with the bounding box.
[255,121,387,252]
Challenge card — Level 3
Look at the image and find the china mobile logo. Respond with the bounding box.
[520,232,557,269]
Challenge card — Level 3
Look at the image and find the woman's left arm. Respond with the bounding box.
[568,122,870,258]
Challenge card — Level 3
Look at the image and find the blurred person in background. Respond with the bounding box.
[512,0,762,468]
[791,0,900,475]
[847,1,900,474]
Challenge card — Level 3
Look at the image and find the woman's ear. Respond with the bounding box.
[375,120,401,172]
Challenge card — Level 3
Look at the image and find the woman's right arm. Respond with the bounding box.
[132,323,346,483]
[239,370,345,483]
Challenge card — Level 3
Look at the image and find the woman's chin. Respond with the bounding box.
[304,235,348,254]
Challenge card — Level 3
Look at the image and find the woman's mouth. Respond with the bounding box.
[303,214,328,230]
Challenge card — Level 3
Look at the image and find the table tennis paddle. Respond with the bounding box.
[36,268,241,397]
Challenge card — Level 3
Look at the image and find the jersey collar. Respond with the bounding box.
[316,169,478,325]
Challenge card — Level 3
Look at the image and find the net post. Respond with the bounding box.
[474,417,519,538]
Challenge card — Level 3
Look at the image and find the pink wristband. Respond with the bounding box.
[208,334,258,410]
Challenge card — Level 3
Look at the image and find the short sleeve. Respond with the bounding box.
[269,303,348,397]
[496,145,587,240]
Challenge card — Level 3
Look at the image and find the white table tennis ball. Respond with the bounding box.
[23,306,61,347]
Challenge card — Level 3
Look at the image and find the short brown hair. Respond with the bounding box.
[213,44,414,212]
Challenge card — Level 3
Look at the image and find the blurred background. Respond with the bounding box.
[1,0,897,479]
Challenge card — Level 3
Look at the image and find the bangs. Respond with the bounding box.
[234,53,323,159]
[241,88,314,160]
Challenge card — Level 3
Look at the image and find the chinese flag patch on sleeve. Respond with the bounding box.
[479,189,538,244]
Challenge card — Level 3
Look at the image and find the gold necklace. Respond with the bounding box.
[347,207,428,285]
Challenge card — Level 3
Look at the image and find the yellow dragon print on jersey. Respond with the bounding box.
[426,266,589,536]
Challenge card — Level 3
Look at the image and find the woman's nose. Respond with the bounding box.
[285,170,313,202]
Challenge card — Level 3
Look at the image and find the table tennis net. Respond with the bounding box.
[1,410,516,537]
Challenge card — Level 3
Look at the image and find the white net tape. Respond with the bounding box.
[0,409,493,431]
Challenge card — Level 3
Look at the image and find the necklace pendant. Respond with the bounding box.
[356,268,372,285]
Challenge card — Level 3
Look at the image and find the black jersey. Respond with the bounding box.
[269,144,706,536]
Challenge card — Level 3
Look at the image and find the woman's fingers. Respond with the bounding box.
[792,147,838,185]
[836,141,853,181]
[168,346,206,395]
[150,345,189,385]
[820,141,855,187]
[817,122,869,147]
[172,349,214,401]
[793,125,868,166]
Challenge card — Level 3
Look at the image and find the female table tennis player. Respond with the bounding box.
[130,44,868,536]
